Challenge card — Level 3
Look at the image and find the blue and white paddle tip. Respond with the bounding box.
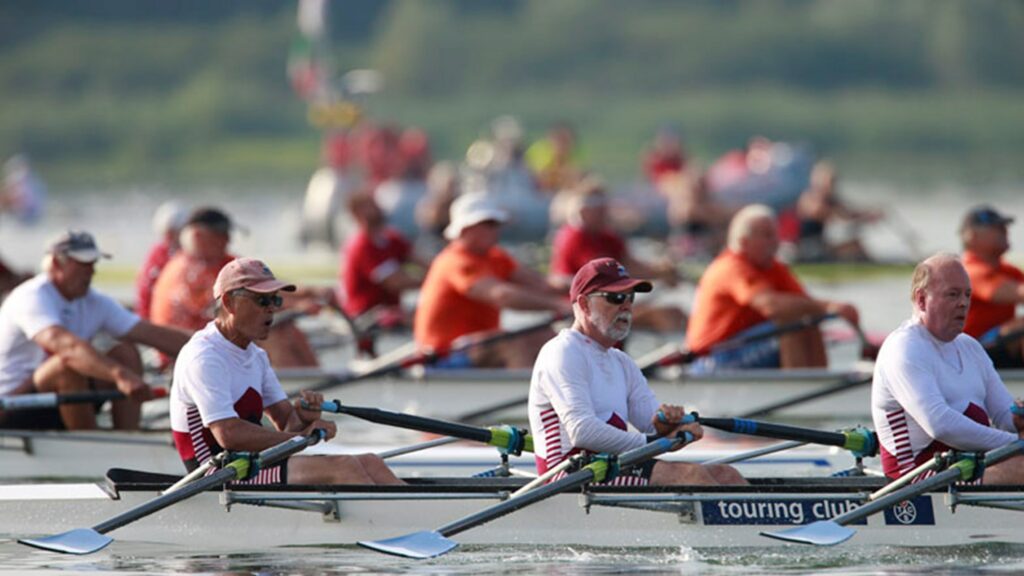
[358,530,458,559]
[19,528,113,555]
[1011,404,1024,417]
[761,520,855,546]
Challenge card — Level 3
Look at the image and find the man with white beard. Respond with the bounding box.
[528,258,746,486]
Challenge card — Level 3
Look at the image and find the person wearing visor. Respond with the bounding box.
[414,192,571,369]
[0,231,191,430]
[170,257,403,485]
[961,205,1024,368]
[528,257,746,486]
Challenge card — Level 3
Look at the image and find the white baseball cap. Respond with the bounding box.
[443,192,508,240]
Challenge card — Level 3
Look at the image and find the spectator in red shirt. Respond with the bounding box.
[642,125,687,190]
[135,201,189,320]
[339,191,427,332]
[549,177,686,333]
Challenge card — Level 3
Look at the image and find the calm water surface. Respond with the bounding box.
[3,542,1024,575]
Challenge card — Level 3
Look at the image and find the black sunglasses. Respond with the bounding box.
[589,291,635,305]
[235,290,283,308]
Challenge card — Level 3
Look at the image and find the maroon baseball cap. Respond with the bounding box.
[213,257,296,299]
[569,257,653,301]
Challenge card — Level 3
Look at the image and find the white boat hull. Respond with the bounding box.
[3,475,1022,551]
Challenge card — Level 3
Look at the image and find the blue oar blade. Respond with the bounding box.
[761,520,854,546]
[19,528,113,555]
[358,530,457,559]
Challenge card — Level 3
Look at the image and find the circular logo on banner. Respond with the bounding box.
[892,500,918,524]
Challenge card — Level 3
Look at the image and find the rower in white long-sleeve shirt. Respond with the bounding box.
[528,257,747,486]
[872,253,1024,483]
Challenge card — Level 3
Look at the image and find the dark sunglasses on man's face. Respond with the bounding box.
[236,291,283,308]
[589,291,635,305]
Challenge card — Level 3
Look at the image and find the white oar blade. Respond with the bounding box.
[358,530,457,559]
[761,520,854,546]
[19,528,113,555]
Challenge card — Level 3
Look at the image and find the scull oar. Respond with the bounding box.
[19,431,325,555]
[763,440,1024,546]
[305,314,568,393]
[359,423,695,559]
[639,313,838,376]
[318,400,533,455]
[695,414,877,457]
[0,388,167,411]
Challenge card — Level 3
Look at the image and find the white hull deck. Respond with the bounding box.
[3,473,1023,552]
[0,428,862,480]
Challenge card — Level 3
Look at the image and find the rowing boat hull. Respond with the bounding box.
[3,475,1022,551]
[0,429,856,480]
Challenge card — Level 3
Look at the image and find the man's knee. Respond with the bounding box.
[106,342,142,373]
[33,356,87,391]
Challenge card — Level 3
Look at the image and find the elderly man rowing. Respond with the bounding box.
[872,253,1024,483]
[0,231,190,430]
[960,205,1024,368]
[169,257,402,485]
[686,204,862,372]
[528,257,746,485]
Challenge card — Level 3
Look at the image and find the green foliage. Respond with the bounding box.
[0,0,1022,186]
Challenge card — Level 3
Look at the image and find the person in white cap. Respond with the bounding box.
[170,257,403,485]
[413,192,571,369]
[0,231,191,430]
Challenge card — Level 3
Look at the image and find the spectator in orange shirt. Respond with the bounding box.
[960,205,1024,368]
[414,192,571,369]
[151,207,322,368]
[685,204,861,373]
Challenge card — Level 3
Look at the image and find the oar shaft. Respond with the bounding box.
[307,315,565,393]
[699,417,848,448]
[835,440,1024,527]
[322,401,492,445]
[644,313,838,373]
[438,434,684,538]
[712,313,838,353]
[740,373,872,419]
[94,466,237,535]
[93,433,320,535]
[0,388,167,410]
[703,440,806,465]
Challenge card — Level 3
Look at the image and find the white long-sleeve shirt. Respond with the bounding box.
[528,329,659,473]
[872,318,1017,478]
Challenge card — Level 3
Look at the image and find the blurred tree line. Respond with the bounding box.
[0,0,1022,187]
